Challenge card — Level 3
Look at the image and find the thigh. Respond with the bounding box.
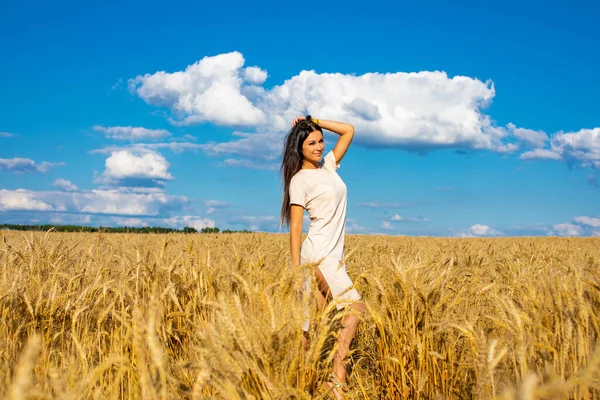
[314,266,333,300]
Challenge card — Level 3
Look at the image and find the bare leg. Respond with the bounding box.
[314,268,365,397]
[302,271,330,350]
[332,302,365,383]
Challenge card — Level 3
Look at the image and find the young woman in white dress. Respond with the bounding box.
[280,115,365,398]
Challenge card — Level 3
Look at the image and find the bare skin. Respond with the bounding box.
[289,116,365,399]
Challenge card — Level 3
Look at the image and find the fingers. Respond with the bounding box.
[292,116,304,127]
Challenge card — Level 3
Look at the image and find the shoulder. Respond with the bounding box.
[322,150,340,171]
[290,172,307,187]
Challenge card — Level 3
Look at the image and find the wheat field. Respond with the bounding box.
[0,230,599,399]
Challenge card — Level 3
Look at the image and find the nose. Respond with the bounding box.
[318,143,324,151]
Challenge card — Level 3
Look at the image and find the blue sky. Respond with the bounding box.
[1,0,599,236]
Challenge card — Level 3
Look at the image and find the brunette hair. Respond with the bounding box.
[280,117,323,227]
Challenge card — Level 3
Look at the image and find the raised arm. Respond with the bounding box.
[289,204,304,268]
[315,119,354,164]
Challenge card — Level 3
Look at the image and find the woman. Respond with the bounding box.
[280,115,365,398]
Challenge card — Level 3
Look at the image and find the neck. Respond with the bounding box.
[302,160,319,170]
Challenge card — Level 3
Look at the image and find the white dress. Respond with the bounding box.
[289,150,361,330]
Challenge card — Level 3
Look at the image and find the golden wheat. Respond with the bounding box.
[0,230,599,399]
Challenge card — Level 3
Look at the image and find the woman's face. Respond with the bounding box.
[301,130,324,163]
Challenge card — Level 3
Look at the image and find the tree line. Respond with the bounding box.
[0,223,252,234]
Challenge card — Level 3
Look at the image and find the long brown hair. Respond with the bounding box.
[280,118,323,227]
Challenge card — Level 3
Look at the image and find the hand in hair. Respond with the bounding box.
[292,116,308,127]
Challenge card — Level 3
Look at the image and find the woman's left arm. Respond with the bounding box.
[315,119,354,164]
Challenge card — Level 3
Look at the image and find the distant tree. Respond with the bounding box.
[0,223,232,234]
[183,226,197,234]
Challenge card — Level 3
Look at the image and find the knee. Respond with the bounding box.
[351,301,365,317]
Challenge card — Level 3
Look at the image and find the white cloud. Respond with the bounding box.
[551,223,583,236]
[508,123,548,148]
[129,52,267,126]
[345,218,371,234]
[519,149,562,161]
[572,216,600,228]
[519,128,600,168]
[4,211,217,231]
[162,215,215,231]
[93,125,172,141]
[90,141,203,155]
[129,51,517,153]
[381,221,393,229]
[96,150,173,187]
[0,132,14,138]
[466,224,502,237]
[50,213,92,225]
[390,214,428,222]
[0,189,59,211]
[0,158,64,173]
[111,217,149,227]
[200,131,281,161]
[243,66,268,85]
[53,178,78,192]
[204,200,230,208]
[204,199,230,214]
[344,98,382,121]
[0,188,188,217]
[129,51,600,171]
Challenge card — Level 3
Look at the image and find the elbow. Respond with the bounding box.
[346,125,355,136]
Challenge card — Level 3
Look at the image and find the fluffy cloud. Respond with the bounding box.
[50,213,92,225]
[572,216,600,228]
[90,142,204,155]
[53,178,78,192]
[507,123,549,148]
[520,128,600,168]
[0,188,188,216]
[93,125,172,141]
[129,51,516,154]
[458,224,502,237]
[390,214,429,223]
[162,215,215,231]
[200,131,281,161]
[129,52,267,126]
[381,221,393,229]
[0,189,59,211]
[519,149,562,161]
[243,66,267,85]
[0,158,64,173]
[551,223,583,236]
[110,217,149,227]
[471,224,501,236]
[128,52,600,172]
[545,216,600,237]
[204,200,230,214]
[96,150,173,187]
